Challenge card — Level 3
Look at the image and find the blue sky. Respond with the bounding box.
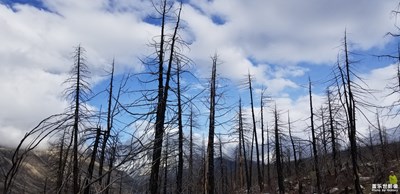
[1,0,400,148]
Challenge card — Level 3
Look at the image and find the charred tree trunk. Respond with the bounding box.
[72,46,83,194]
[163,134,169,194]
[309,78,322,194]
[327,89,338,177]
[274,105,285,194]
[189,106,194,194]
[176,60,184,194]
[105,143,116,194]
[239,99,251,192]
[340,32,362,193]
[218,135,227,194]
[288,112,298,178]
[99,60,115,186]
[84,127,101,194]
[247,73,264,192]
[376,111,387,168]
[260,89,266,187]
[149,2,182,194]
[205,55,217,194]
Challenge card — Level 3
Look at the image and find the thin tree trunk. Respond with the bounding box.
[239,99,251,192]
[149,2,182,194]
[288,112,298,178]
[84,127,101,194]
[205,55,217,194]
[105,144,116,194]
[376,111,387,168]
[327,89,338,177]
[56,129,67,192]
[274,105,284,194]
[309,78,322,194]
[163,134,169,194]
[260,89,266,185]
[218,135,226,194]
[73,46,82,194]
[176,60,184,194]
[267,122,271,188]
[342,31,362,193]
[99,60,115,186]
[189,106,194,194]
[247,73,264,192]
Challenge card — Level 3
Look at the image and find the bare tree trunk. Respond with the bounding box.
[149,2,182,194]
[176,60,184,194]
[376,111,387,168]
[308,78,322,194]
[321,108,327,156]
[247,73,264,192]
[189,106,194,194]
[56,129,67,192]
[260,89,266,186]
[267,122,271,188]
[218,135,227,194]
[274,105,285,194]
[73,46,83,194]
[327,89,338,177]
[99,60,115,186]
[340,31,362,193]
[288,112,298,178]
[163,134,169,194]
[84,127,101,194]
[238,99,250,193]
[205,55,217,194]
[105,143,116,194]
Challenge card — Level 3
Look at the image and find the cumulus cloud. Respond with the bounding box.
[1,0,399,147]
[0,0,158,146]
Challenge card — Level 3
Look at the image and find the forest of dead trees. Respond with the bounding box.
[2,0,400,194]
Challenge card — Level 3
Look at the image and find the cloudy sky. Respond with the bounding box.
[1,0,400,147]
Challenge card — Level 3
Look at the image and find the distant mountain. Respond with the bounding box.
[0,146,136,194]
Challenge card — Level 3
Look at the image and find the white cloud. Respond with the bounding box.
[1,0,399,148]
[0,0,159,146]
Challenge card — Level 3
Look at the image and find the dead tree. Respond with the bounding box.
[308,78,322,194]
[63,45,92,194]
[260,89,267,183]
[188,106,194,194]
[274,104,285,194]
[238,99,251,192]
[99,59,116,186]
[176,60,184,194]
[287,112,299,179]
[246,72,263,192]
[327,89,339,177]
[337,31,362,193]
[376,110,388,168]
[205,55,217,194]
[149,1,183,194]
[84,126,101,194]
